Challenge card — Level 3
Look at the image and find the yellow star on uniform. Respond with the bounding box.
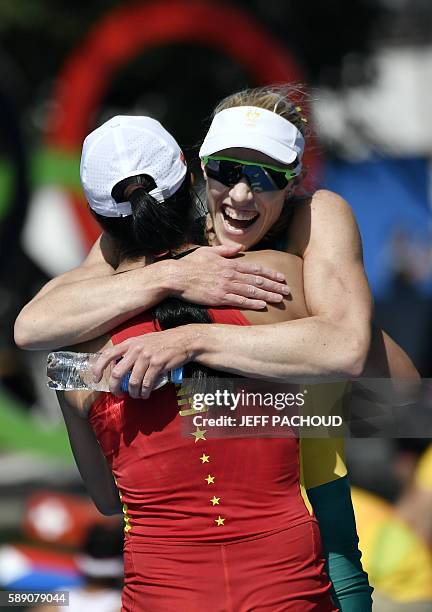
[215,516,225,526]
[210,496,220,506]
[191,427,207,442]
[205,474,215,485]
[200,453,210,463]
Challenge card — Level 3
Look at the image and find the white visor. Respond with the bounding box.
[199,106,305,165]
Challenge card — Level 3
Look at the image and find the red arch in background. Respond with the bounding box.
[46,0,319,246]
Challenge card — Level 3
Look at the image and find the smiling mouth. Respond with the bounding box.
[221,205,259,231]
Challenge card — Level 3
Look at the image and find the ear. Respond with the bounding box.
[284,166,307,196]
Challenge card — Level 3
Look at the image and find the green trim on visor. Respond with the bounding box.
[202,155,300,181]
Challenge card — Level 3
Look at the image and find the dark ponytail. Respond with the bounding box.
[128,176,195,256]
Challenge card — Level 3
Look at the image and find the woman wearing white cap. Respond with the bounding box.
[15,87,411,391]
[55,114,341,611]
[15,86,417,610]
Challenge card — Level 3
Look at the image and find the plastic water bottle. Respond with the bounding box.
[46,351,183,393]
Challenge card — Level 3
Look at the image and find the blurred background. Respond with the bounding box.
[1,0,432,609]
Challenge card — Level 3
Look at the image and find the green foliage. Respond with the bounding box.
[0,387,73,462]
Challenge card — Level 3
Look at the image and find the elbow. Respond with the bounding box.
[14,310,50,350]
[14,315,35,350]
[337,333,370,378]
[99,506,122,517]
[94,499,122,516]
[87,486,123,516]
[347,353,367,379]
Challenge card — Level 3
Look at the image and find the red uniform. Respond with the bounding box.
[89,309,338,611]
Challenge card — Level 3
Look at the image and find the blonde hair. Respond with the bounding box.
[213,84,311,139]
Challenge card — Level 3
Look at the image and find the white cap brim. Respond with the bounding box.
[200,133,299,164]
[199,106,305,165]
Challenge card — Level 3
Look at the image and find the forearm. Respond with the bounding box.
[59,400,122,515]
[15,260,174,350]
[15,245,291,351]
[190,317,369,381]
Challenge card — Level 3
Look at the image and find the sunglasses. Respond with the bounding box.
[202,155,301,193]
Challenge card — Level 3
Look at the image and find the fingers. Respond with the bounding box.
[180,246,290,308]
[226,271,291,298]
[107,345,160,398]
[220,269,290,306]
[234,261,287,283]
[140,363,162,399]
[223,293,267,310]
[94,331,189,399]
[233,285,286,304]
[123,352,151,399]
[109,351,140,396]
[127,355,174,399]
[92,345,126,382]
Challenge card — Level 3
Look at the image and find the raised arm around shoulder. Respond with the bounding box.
[14,232,172,350]
[15,233,117,348]
[14,237,292,351]
[188,191,373,380]
[296,189,373,375]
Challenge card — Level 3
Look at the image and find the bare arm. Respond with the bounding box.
[14,235,291,351]
[57,389,122,516]
[187,191,373,380]
[55,332,122,516]
[14,233,172,350]
[189,309,419,383]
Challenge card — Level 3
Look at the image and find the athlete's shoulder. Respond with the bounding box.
[300,189,353,215]
[289,189,358,256]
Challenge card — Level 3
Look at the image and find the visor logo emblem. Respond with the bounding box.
[244,109,261,126]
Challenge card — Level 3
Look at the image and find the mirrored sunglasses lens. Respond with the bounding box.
[206,158,290,191]
[266,169,290,190]
[205,158,226,184]
[242,167,269,192]
[218,160,241,185]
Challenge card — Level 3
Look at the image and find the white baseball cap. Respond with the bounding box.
[80,115,187,217]
[199,106,305,165]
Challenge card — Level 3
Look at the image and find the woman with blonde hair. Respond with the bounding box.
[16,85,418,610]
